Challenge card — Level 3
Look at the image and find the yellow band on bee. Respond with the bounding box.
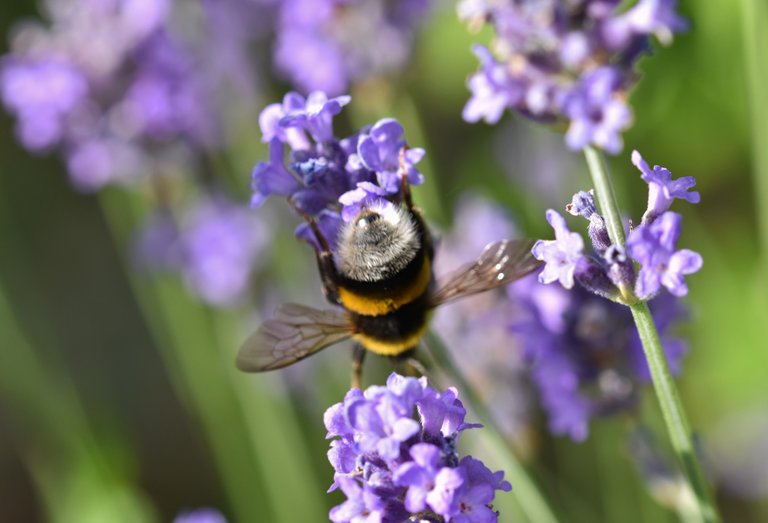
[353,325,428,356]
[338,257,431,316]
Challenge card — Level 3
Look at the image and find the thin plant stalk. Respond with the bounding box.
[424,331,561,523]
[583,146,720,523]
[741,0,768,261]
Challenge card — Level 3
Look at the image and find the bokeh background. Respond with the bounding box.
[1,1,767,522]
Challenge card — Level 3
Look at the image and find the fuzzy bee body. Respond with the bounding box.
[236,181,540,379]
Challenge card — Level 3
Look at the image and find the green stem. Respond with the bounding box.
[583,147,720,523]
[425,331,560,523]
[741,0,768,262]
[584,146,626,245]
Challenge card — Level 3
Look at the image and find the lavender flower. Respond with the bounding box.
[532,210,586,290]
[325,373,511,522]
[627,212,703,299]
[525,154,698,440]
[136,197,268,306]
[534,152,701,301]
[511,278,689,441]
[273,0,430,96]
[0,0,269,190]
[632,150,700,224]
[173,508,227,523]
[251,92,424,252]
[459,0,688,153]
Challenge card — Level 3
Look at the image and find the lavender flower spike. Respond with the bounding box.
[325,373,511,522]
[627,212,703,299]
[533,210,586,289]
[632,150,700,224]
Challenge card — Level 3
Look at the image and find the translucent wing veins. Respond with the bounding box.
[236,303,352,372]
[430,239,541,306]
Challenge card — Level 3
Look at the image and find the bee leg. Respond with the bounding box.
[287,197,341,305]
[392,349,430,379]
[351,344,366,389]
[398,147,414,210]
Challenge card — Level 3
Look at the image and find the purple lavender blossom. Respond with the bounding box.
[173,508,227,523]
[462,45,525,125]
[136,198,267,306]
[328,477,395,523]
[632,150,700,224]
[627,212,703,299]
[566,190,611,253]
[273,0,430,96]
[561,67,632,154]
[356,118,425,192]
[459,0,687,153]
[251,92,424,251]
[511,277,689,441]
[0,0,266,190]
[0,58,88,150]
[325,373,511,522]
[532,210,586,289]
[604,0,689,48]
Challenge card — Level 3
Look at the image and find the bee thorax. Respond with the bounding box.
[337,206,420,282]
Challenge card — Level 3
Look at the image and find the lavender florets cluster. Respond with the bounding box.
[512,278,688,441]
[0,0,268,190]
[459,0,688,153]
[274,0,430,96]
[325,373,511,523]
[135,198,268,306]
[252,91,425,251]
[533,150,702,301]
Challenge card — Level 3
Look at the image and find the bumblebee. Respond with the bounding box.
[236,173,540,386]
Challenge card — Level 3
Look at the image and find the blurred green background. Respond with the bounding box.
[1,1,767,522]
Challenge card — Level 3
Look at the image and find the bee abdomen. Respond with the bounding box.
[338,253,431,316]
[351,292,432,356]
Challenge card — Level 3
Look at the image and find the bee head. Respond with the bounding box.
[337,201,420,282]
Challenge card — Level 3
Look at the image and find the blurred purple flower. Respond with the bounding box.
[605,0,689,48]
[627,211,703,299]
[273,0,430,95]
[0,58,88,150]
[632,150,700,224]
[0,0,269,190]
[179,199,267,306]
[173,508,227,523]
[462,45,525,125]
[512,278,689,441]
[459,0,687,153]
[136,197,267,306]
[561,67,632,154]
[325,373,511,522]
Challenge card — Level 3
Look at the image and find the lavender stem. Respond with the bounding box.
[583,146,720,523]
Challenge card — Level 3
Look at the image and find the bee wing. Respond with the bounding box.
[236,303,353,372]
[429,239,541,307]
